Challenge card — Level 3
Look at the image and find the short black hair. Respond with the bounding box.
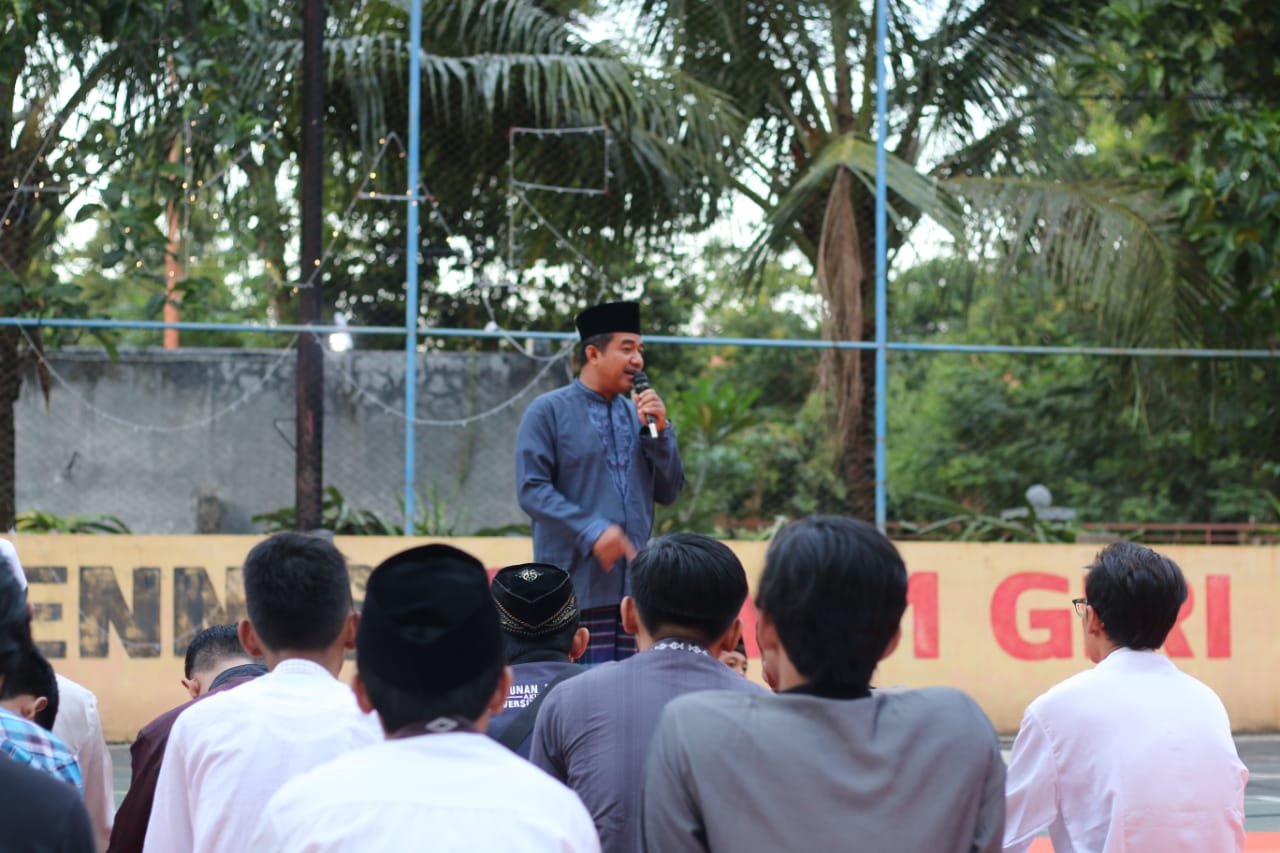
[0,647,58,730]
[630,533,748,647]
[757,515,907,689]
[0,567,32,686]
[577,332,613,366]
[242,532,353,653]
[501,614,581,663]
[184,624,249,679]
[1084,541,1187,650]
[360,657,505,733]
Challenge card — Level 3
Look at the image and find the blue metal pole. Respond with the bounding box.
[403,0,422,535]
[873,0,889,532]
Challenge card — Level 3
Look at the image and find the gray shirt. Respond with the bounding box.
[641,686,1006,853]
[530,642,763,853]
[515,380,684,610]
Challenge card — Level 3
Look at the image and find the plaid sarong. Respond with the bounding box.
[579,605,636,665]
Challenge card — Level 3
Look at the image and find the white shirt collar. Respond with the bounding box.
[271,658,337,679]
[1094,646,1176,673]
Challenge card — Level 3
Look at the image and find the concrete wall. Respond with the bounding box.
[15,348,569,534]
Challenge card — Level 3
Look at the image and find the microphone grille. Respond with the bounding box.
[632,370,650,392]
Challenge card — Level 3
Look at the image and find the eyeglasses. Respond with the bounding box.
[1071,597,1089,617]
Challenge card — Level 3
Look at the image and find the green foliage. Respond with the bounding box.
[658,375,761,530]
[251,484,473,536]
[886,262,1280,527]
[896,496,1080,544]
[646,254,847,536]
[1077,0,1280,336]
[253,486,402,536]
[15,509,132,534]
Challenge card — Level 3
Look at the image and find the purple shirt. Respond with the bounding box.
[515,380,684,611]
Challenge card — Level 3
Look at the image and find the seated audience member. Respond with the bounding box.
[640,515,1005,853]
[488,563,589,758]
[144,533,381,853]
[0,541,82,793]
[180,623,267,699]
[718,638,748,677]
[1003,541,1247,852]
[0,646,59,730]
[252,544,600,851]
[0,537,110,846]
[54,674,116,850]
[0,542,95,852]
[108,624,267,853]
[532,532,762,853]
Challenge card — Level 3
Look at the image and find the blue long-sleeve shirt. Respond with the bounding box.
[515,379,684,610]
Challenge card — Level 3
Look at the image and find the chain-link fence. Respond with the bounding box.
[3,2,1277,539]
[8,319,1279,541]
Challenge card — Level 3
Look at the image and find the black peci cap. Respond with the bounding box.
[491,563,578,638]
[357,544,504,695]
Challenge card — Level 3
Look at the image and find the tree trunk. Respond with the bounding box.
[814,168,876,519]
[0,329,20,530]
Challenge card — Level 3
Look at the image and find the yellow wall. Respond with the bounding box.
[5,535,1275,740]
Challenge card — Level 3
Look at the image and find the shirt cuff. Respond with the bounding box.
[577,519,611,556]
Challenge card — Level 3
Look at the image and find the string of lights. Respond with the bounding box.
[475,124,617,361]
[322,345,571,428]
[6,105,616,395]
[18,326,299,433]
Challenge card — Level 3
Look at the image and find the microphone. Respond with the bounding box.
[632,371,659,438]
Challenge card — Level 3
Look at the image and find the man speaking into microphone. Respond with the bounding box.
[516,301,685,664]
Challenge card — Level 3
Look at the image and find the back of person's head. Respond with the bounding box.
[241,532,353,653]
[184,624,250,679]
[0,647,59,730]
[1084,541,1187,650]
[357,544,505,733]
[0,560,32,687]
[758,515,907,689]
[629,533,748,646]
[491,563,580,661]
[241,532,353,650]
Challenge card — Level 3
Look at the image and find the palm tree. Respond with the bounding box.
[0,0,210,528]
[633,0,1209,518]
[0,0,740,526]
[212,0,742,329]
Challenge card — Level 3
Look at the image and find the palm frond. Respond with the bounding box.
[946,176,1223,345]
[743,133,964,274]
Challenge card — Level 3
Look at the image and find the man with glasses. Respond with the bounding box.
[1003,541,1247,852]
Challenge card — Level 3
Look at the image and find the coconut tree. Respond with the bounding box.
[633,0,1212,519]
[0,0,213,528]
[0,0,740,527]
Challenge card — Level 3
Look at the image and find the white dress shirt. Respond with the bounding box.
[1003,647,1247,852]
[143,658,382,853]
[252,730,601,852]
[52,675,114,852]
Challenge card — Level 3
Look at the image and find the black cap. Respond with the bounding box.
[491,563,578,638]
[575,301,641,341]
[357,544,504,695]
